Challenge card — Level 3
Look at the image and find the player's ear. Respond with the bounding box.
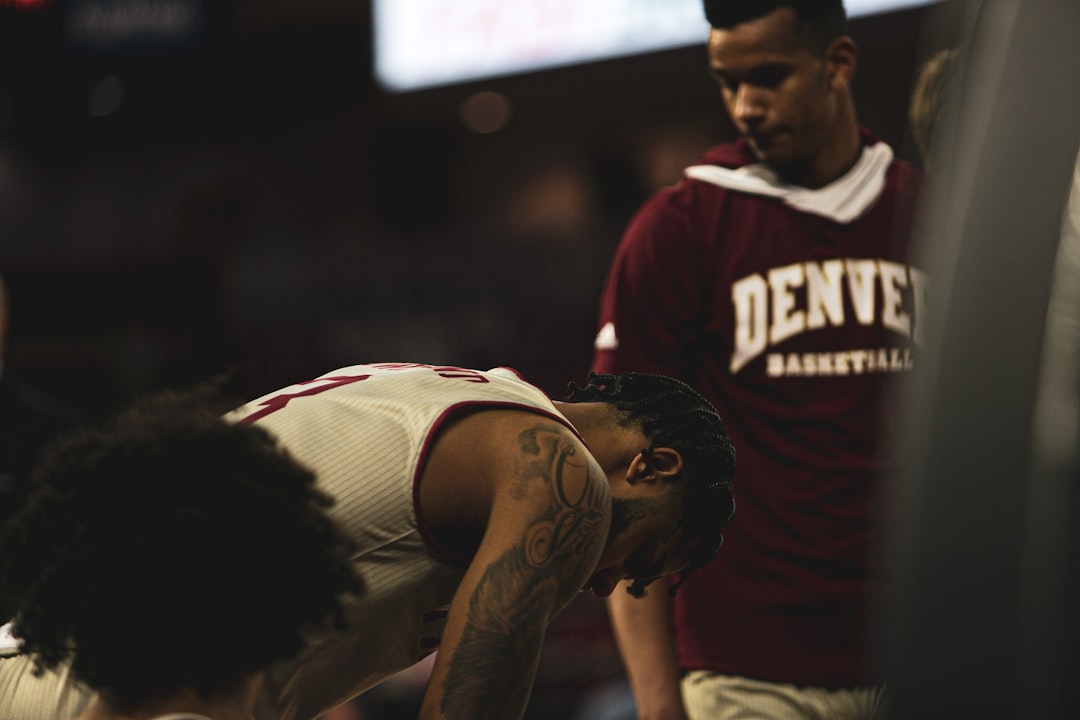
[824,36,857,91]
[626,447,684,485]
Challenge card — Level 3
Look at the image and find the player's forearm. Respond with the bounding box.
[419,547,556,720]
[420,633,542,720]
[608,581,688,720]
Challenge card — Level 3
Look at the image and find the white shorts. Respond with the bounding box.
[681,670,887,720]
[0,654,93,720]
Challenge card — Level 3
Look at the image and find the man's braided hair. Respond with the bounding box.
[565,371,736,596]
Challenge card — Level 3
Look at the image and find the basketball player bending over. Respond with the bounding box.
[0,362,735,720]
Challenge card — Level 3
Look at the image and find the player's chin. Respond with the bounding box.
[748,133,794,167]
[751,143,792,168]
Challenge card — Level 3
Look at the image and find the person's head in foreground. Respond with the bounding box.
[703,0,859,187]
[909,47,960,172]
[0,389,362,720]
[564,371,736,598]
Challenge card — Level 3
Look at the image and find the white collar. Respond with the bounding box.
[0,628,227,720]
[0,622,20,657]
[683,141,894,224]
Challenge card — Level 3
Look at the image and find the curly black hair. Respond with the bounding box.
[0,387,363,713]
[565,372,736,597]
[703,0,848,53]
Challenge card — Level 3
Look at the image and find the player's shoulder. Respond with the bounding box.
[654,139,755,212]
[437,405,607,533]
[471,406,589,460]
[481,407,610,537]
[670,140,753,193]
[858,126,921,186]
[433,396,589,474]
[634,140,748,215]
[886,153,922,193]
[874,147,922,210]
[693,138,755,170]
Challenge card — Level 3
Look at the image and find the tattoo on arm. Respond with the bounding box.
[440,423,608,719]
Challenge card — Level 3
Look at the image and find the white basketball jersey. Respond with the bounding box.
[230,363,576,720]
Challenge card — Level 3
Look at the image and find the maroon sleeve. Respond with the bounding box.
[591,182,710,378]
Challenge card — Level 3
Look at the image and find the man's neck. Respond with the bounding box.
[554,402,644,475]
[780,110,863,189]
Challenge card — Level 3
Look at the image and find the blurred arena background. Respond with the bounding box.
[0,0,961,412]
[0,1,973,718]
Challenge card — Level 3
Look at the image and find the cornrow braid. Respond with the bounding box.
[565,372,736,596]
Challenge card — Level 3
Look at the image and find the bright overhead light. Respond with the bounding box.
[373,0,939,92]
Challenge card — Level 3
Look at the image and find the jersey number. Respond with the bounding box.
[237,374,371,424]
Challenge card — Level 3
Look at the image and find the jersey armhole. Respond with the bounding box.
[411,400,584,565]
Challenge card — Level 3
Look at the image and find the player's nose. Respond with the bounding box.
[733,84,766,124]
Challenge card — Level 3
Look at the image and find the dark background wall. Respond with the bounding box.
[0,2,967,718]
[0,0,964,416]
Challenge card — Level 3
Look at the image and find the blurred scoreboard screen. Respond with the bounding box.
[374,0,940,92]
